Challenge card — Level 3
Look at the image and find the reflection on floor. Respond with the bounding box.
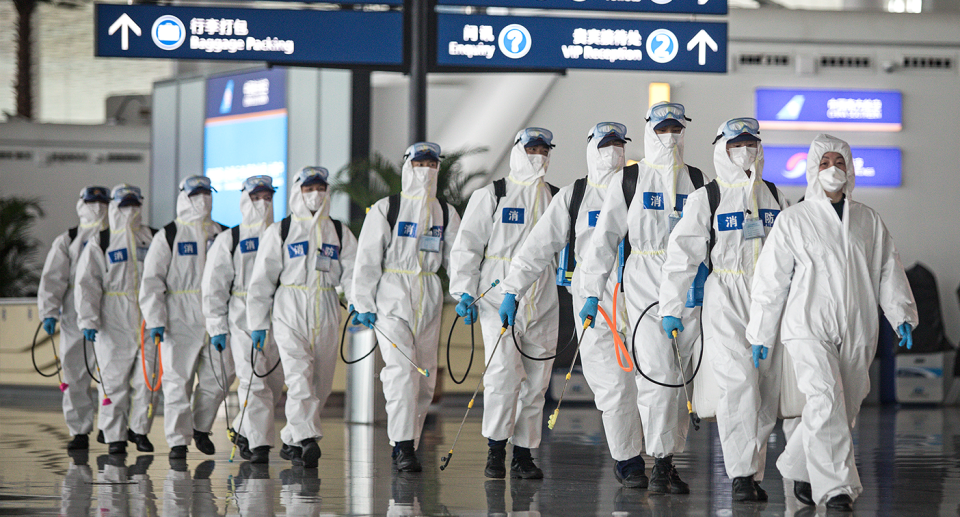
[1,388,958,516]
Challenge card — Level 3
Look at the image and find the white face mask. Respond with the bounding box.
[818,165,847,193]
[728,146,758,171]
[117,206,139,225]
[412,166,438,184]
[597,146,625,171]
[190,193,212,216]
[80,202,107,224]
[252,199,271,218]
[528,154,549,174]
[658,133,682,149]
[302,190,327,213]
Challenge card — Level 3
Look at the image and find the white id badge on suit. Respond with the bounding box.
[315,251,331,272]
[419,235,442,253]
[668,212,682,234]
[742,214,764,240]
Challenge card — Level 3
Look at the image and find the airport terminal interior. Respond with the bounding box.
[3,0,960,514]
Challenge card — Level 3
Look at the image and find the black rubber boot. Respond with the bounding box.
[732,476,759,501]
[169,445,188,460]
[193,430,215,455]
[754,480,768,502]
[279,443,301,462]
[235,434,252,460]
[108,441,127,455]
[650,455,688,494]
[794,480,815,506]
[294,438,321,468]
[67,434,89,450]
[485,440,507,479]
[510,446,543,479]
[250,446,270,465]
[826,494,853,512]
[394,440,422,473]
[614,455,648,488]
[667,457,690,494]
[127,429,154,452]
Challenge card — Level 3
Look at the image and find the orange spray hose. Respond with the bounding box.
[141,320,163,391]
[597,283,633,372]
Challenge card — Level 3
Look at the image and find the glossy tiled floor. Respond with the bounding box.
[1,387,958,516]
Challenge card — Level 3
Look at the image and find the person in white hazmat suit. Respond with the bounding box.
[578,102,705,494]
[75,185,158,456]
[140,175,233,460]
[448,128,560,480]
[37,185,110,450]
[658,118,786,502]
[353,142,462,472]
[499,122,647,488]
[201,175,283,465]
[247,166,358,469]
[747,133,918,512]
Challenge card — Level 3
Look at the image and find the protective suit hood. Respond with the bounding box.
[509,140,548,184]
[586,135,622,185]
[239,189,274,230]
[642,112,684,173]
[805,133,856,201]
[76,197,108,231]
[290,182,329,220]
[108,184,142,231]
[176,189,212,223]
[401,158,439,199]
[713,124,765,185]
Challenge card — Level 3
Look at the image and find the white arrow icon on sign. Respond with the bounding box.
[108,13,141,51]
[698,0,708,4]
[686,30,717,65]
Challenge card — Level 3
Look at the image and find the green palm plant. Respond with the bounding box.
[0,196,44,297]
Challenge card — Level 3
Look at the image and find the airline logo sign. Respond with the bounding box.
[96,3,403,67]
[438,14,726,73]
[763,146,902,187]
[756,88,902,132]
[435,0,727,15]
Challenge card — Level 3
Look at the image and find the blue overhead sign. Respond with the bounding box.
[756,88,902,132]
[436,0,726,15]
[95,3,403,67]
[763,145,902,187]
[437,14,727,73]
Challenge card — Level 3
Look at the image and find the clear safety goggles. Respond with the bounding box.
[516,127,555,148]
[404,142,442,163]
[81,186,111,203]
[180,176,216,195]
[243,175,276,193]
[298,166,329,186]
[647,102,690,125]
[587,122,629,143]
[713,117,761,144]
[112,185,143,203]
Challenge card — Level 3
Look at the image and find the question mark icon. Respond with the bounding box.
[498,24,531,59]
[507,29,522,53]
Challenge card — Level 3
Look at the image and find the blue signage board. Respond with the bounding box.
[756,88,902,132]
[437,14,727,73]
[436,0,726,15]
[205,68,288,227]
[763,145,902,187]
[95,3,403,67]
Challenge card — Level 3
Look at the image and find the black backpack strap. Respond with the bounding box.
[68,226,79,243]
[230,226,241,255]
[763,179,780,206]
[493,179,507,205]
[565,178,589,274]
[163,222,178,250]
[440,200,450,230]
[332,219,343,245]
[280,215,292,242]
[547,183,560,197]
[705,180,721,272]
[386,194,401,232]
[688,165,705,190]
[622,163,639,209]
[98,229,111,253]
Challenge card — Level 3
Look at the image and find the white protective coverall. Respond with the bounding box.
[352,160,462,447]
[746,134,918,505]
[501,136,639,461]
[578,119,703,459]
[659,131,786,481]
[448,140,559,448]
[246,184,357,446]
[37,196,108,437]
[139,191,233,447]
[74,191,157,443]
[202,189,283,450]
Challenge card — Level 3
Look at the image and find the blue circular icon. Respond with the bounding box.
[498,24,531,59]
[152,15,185,51]
[646,29,678,64]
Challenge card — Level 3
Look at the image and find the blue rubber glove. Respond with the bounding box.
[251,330,267,351]
[579,297,598,328]
[499,293,517,326]
[349,304,362,326]
[752,345,769,368]
[42,317,57,336]
[82,328,97,342]
[898,323,913,350]
[211,334,227,352]
[662,316,684,337]
[149,327,165,343]
[456,294,479,325]
[356,312,377,329]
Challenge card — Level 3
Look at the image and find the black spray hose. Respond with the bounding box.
[340,309,378,364]
[445,315,475,385]
[82,336,102,384]
[629,300,704,388]
[511,322,578,362]
[31,322,62,378]
[251,341,282,378]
